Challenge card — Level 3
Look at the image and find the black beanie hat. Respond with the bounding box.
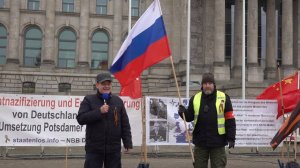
[201,73,215,85]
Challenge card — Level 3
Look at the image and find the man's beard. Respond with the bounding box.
[203,89,213,95]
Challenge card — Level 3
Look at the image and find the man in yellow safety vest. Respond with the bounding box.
[178,72,236,168]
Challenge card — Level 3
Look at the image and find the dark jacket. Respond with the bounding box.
[181,89,236,147]
[76,91,132,154]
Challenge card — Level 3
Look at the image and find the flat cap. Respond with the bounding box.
[96,73,112,83]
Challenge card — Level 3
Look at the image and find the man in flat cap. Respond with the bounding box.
[178,72,236,168]
[77,72,132,168]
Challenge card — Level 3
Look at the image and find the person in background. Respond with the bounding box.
[178,72,236,168]
[77,72,132,168]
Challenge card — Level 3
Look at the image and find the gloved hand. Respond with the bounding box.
[178,105,187,115]
[228,141,235,149]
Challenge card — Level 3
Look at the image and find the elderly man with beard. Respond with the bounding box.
[178,72,236,168]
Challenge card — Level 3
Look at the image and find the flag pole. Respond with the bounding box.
[169,55,195,163]
[65,146,68,168]
[142,97,148,164]
[242,0,246,100]
[294,131,297,161]
[128,0,131,32]
[297,71,300,89]
[277,61,288,160]
[186,0,191,98]
[296,70,299,162]
[128,1,149,167]
[277,62,285,121]
[293,70,299,162]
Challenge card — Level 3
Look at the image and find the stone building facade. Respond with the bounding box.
[0,0,299,98]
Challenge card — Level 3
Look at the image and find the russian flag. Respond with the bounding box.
[110,0,171,89]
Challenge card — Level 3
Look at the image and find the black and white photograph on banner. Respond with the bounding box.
[149,121,168,142]
[149,98,168,119]
[146,97,191,145]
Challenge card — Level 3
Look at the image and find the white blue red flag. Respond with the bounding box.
[110,0,171,98]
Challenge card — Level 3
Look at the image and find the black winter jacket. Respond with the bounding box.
[181,89,236,147]
[77,91,132,154]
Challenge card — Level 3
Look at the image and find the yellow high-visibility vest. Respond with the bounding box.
[193,91,226,135]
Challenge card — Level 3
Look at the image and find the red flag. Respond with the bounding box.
[119,77,142,99]
[256,72,298,99]
[270,102,300,150]
[276,90,300,118]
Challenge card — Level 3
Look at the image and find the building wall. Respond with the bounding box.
[0,0,299,99]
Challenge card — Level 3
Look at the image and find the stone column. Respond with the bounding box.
[265,0,277,79]
[232,0,243,78]
[247,0,263,82]
[281,0,294,76]
[6,0,20,69]
[42,0,56,70]
[111,0,123,66]
[77,0,90,71]
[202,0,214,72]
[213,0,230,81]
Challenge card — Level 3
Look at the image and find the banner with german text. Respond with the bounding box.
[0,94,142,146]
